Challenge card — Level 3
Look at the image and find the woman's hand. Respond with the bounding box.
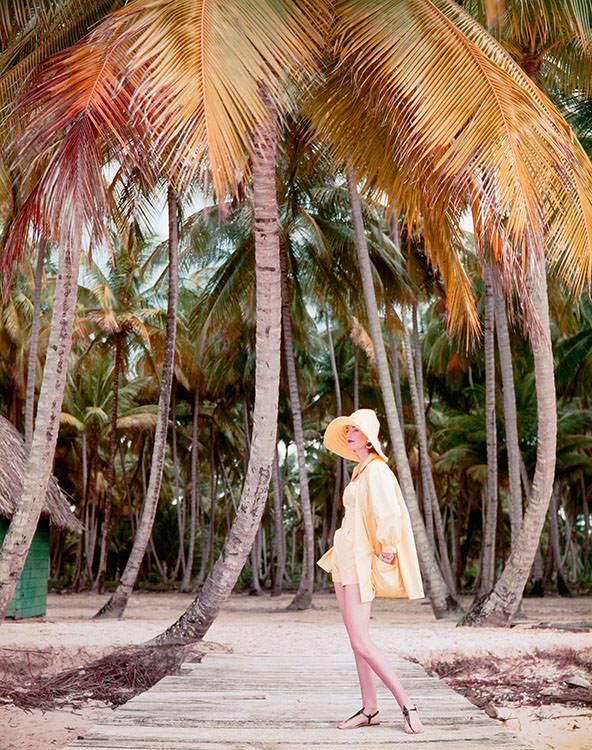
[379,551,395,564]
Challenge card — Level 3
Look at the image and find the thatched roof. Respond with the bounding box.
[0,415,82,533]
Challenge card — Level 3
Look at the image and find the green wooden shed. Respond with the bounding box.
[0,415,82,619]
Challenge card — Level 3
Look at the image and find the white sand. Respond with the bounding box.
[0,591,590,749]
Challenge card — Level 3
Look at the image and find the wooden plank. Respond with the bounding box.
[69,652,530,749]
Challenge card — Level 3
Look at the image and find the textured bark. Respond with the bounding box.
[325,311,342,414]
[170,385,186,580]
[95,186,179,618]
[282,245,314,610]
[24,238,48,453]
[400,305,434,549]
[152,97,281,644]
[404,305,456,593]
[271,448,285,595]
[548,480,570,596]
[462,257,556,626]
[493,283,522,547]
[346,173,456,618]
[479,263,498,596]
[181,388,200,591]
[0,223,82,621]
[387,323,404,433]
[93,331,124,593]
[581,472,590,579]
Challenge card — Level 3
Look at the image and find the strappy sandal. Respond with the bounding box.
[338,707,380,729]
[402,704,423,734]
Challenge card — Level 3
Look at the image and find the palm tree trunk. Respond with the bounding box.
[95,185,179,618]
[581,472,589,580]
[493,281,522,547]
[326,309,347,552]
[171,384,186,580]
[548,480,570,595]
[24,237,48,453]
[353,343,359,410]
[403,305,456,592]
[400,304,435,550]
[0,224,82,621]
[271,447,285,596]
[282,244,314,610]
[387,323,404,433]
[325,311,342,414]
[152,95,282,644]
[119,440,135,539]
[208,438,217,576]
[182,387,200,591]
[93,331,124,593]
[479,263,498,596]
[462,257,556,626]
[346,172,456,618]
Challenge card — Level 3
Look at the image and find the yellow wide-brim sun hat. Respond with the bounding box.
[323,408,388,462]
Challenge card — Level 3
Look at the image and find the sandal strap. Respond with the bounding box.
[348,707,379,724]
[402,704,419,729]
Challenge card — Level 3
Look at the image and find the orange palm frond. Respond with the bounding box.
[310,0,592,333]
[1,27,152,287]
[91,0,324,196]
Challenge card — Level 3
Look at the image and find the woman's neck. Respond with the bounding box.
[354,446,371,462]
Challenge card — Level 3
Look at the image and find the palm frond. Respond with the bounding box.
[311,0,592,330]
[93,0,323,196]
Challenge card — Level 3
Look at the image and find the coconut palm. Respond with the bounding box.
[95,186,179,617]
[78,226,157,592]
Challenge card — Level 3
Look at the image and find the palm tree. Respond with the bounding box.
[95,186,179,617]
[461,0,592,624]
[78,227,156,592]
[153,95,283,641]
[347,174,458,616]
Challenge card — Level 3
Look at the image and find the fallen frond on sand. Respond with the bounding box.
[424,648,592,718]
[0,643,205,711]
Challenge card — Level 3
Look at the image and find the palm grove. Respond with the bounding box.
[0,0,591,640]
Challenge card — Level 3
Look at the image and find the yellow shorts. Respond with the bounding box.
[330,528,359,586]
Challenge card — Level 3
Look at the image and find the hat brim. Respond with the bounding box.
[323,415,387,462]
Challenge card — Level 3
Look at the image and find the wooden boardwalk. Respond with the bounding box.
[69,653,530,749]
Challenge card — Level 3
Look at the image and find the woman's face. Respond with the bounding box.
[345,424,368,454]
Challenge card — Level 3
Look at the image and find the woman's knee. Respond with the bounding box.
[348,631,373,660]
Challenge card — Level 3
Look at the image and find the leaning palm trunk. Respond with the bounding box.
[493,281,522,547]
[182,387,200,591]
[479,263,498,596]
[93,331,124,593]
[24,237,48,452]
[463,257,557,626]
[282,245,314,610]
[95,186,179,618]
[401,304,456,593]
[400,304,435,550]
[271,447,285,595]
[152,99,282,644]
[0,222,82,621]
[170,385,186,580]
[346,173,456,618]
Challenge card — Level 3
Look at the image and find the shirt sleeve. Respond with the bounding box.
[363,460,403,552]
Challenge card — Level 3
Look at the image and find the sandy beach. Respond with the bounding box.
[1,590,590,749]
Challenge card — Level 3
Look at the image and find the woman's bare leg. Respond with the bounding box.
[340,584,423,733]
[334,583,379,728]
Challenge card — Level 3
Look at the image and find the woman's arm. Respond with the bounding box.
[363,460,403,556]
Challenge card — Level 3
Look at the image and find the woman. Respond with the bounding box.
[317,408,424,734]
